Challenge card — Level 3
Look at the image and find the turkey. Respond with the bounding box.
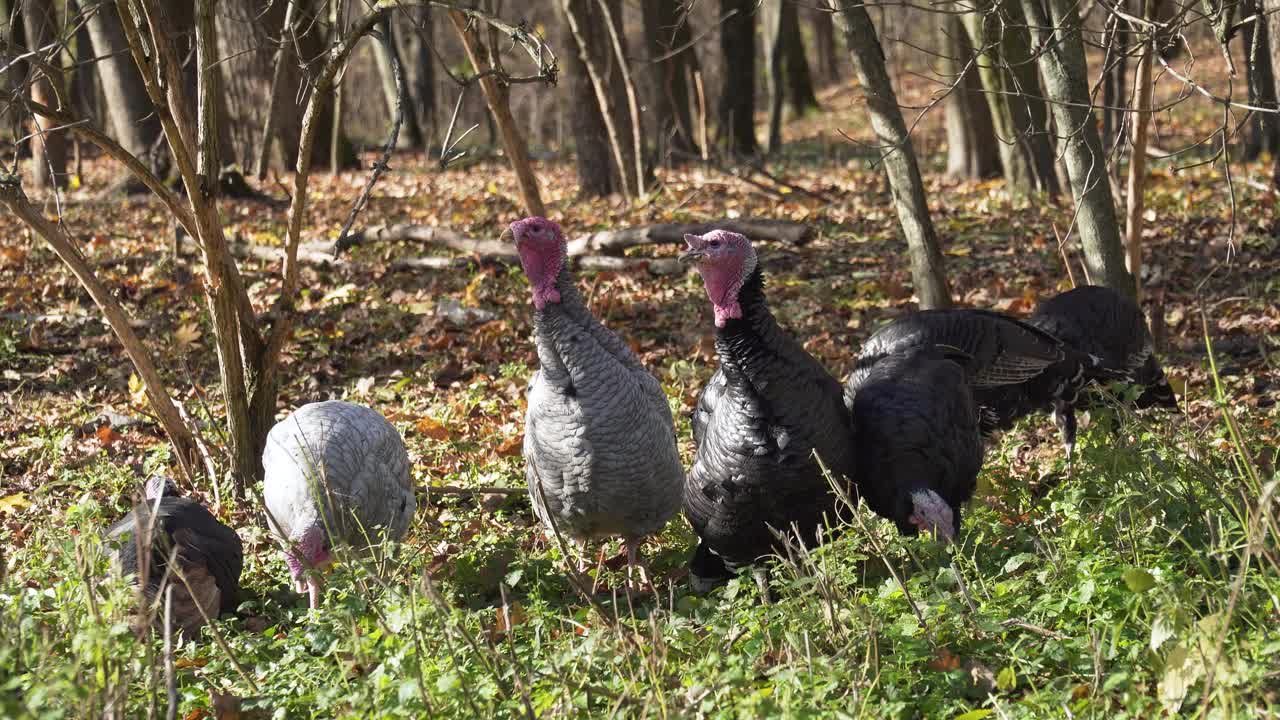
[263,400,416,609]
[506,216,684,594]
[843,308,1103,438]
[680,230,857,597]
[978,285,1179,458]
[107,475,243,635]
[844,348,983,541]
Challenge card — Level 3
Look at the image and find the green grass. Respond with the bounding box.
[2,372,1278,719]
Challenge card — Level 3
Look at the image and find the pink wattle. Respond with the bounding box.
[713,302,742,327]
[532,285,561,310]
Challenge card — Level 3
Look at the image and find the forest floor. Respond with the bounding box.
[3,49,1280,718]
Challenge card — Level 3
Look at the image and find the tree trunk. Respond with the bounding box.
[763,0,786,153]
[781,2,819,115]
[961,0,1059,196]
[215,0,350,170]
[560,0,615,196]
[941,14,1000,179]
[642,0,698,161]
[1100,13,1128,153]
[447,9,545,216]
[827,0,953,309]
[1266,0,1280,185]
[560,0,640,198]
[1242,0,1279,161]
[1126,0,1155,302]
[1020,0,1134,298]
[811,5,840,84]
[22,0,68,188]
[371,15,423,150]
[400,7,436,150]
[718,0,758,156]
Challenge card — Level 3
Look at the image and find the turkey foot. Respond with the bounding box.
[621,539,658,598]
[574,545,608,595]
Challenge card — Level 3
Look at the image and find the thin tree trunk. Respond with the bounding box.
[560,0,638,198]
[1125,0,1155,302]
[448,9,545,216]
[22,0,68,188]
[1242,0,1278,161]
[642,0,698,160]
[372,17,423,150]
[329,0,344,176]
[1020,0,1134,298]
[596,0,646,197]
[781,1,819,115]
[961,0,1059,196]
[942,14,1000,179]
[763,0,785,153]
[719,0,757,156]
[828,0,953,309]
[255,0,297,180]
[561,0,614,196]
[1267,0,1280,184]
[811,5,840,83]
[404,7,436,149]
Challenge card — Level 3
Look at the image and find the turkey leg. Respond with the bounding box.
[623,538,658,597]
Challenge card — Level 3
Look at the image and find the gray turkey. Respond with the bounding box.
[977,285,1178,458]
[845,348,983,541]
[680,230,857,597]
[842,308,1103,438]
[263,400,416,608]
[507,216,684,593]
[107,476,243,635]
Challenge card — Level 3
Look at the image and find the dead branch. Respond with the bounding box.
[448,10,546,215]
[0,174,199,484]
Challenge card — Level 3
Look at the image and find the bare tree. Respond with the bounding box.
[561,0,615,196]
[21,0,67,188]
[941,14,1000,179]
[81,0,163,180]
[373,17,424,150]
[827,0,953,309]
[810,4,840,84]
[1020,0,1134,298]
[642,0,699,161]
[961,0,1059,196]
[719,0,757,156]
[780,1,819,115]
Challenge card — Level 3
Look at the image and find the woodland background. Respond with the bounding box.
[1,0,1279,717]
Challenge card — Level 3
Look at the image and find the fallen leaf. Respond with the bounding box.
[96,425,122,446]
[928,647,962,672]
[496,434,523,457]
[494,602,526,634]
[415,416,450,440]
[175,656,209,669]
[174,321,202,347]
[0,493,32,515]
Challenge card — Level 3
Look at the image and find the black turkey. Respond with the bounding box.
[507,216,684,594]
[106,476,243,635]
[680,230,857,596]
[978,285,1179,458]
[844,308,1101,438]
[845,348,983,541]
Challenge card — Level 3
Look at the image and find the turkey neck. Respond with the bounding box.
[532,266,643,388]
[714,270,828,404]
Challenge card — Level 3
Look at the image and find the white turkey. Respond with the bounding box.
[506,216,683,594]
[107,475,243,635]
[977,285,1179,458]
[845,347,983,541]
[680,230,857,597]
[262,400,415,608]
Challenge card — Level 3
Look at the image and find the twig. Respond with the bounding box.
[1000,618,1069,640]
[429,485,528,496]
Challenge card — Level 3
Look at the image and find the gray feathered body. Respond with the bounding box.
[523,269,684,543]
[263,400,416,549]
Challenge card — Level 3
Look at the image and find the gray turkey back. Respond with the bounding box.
[680,231,857,595]
[263,400,415,608]
[107,476,243,636]
[846,348,983,541]
[978,285,1178,457]
[509,216,684,591]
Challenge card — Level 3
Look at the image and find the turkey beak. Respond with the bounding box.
[499,226,515,244]
[678,248,705,264]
